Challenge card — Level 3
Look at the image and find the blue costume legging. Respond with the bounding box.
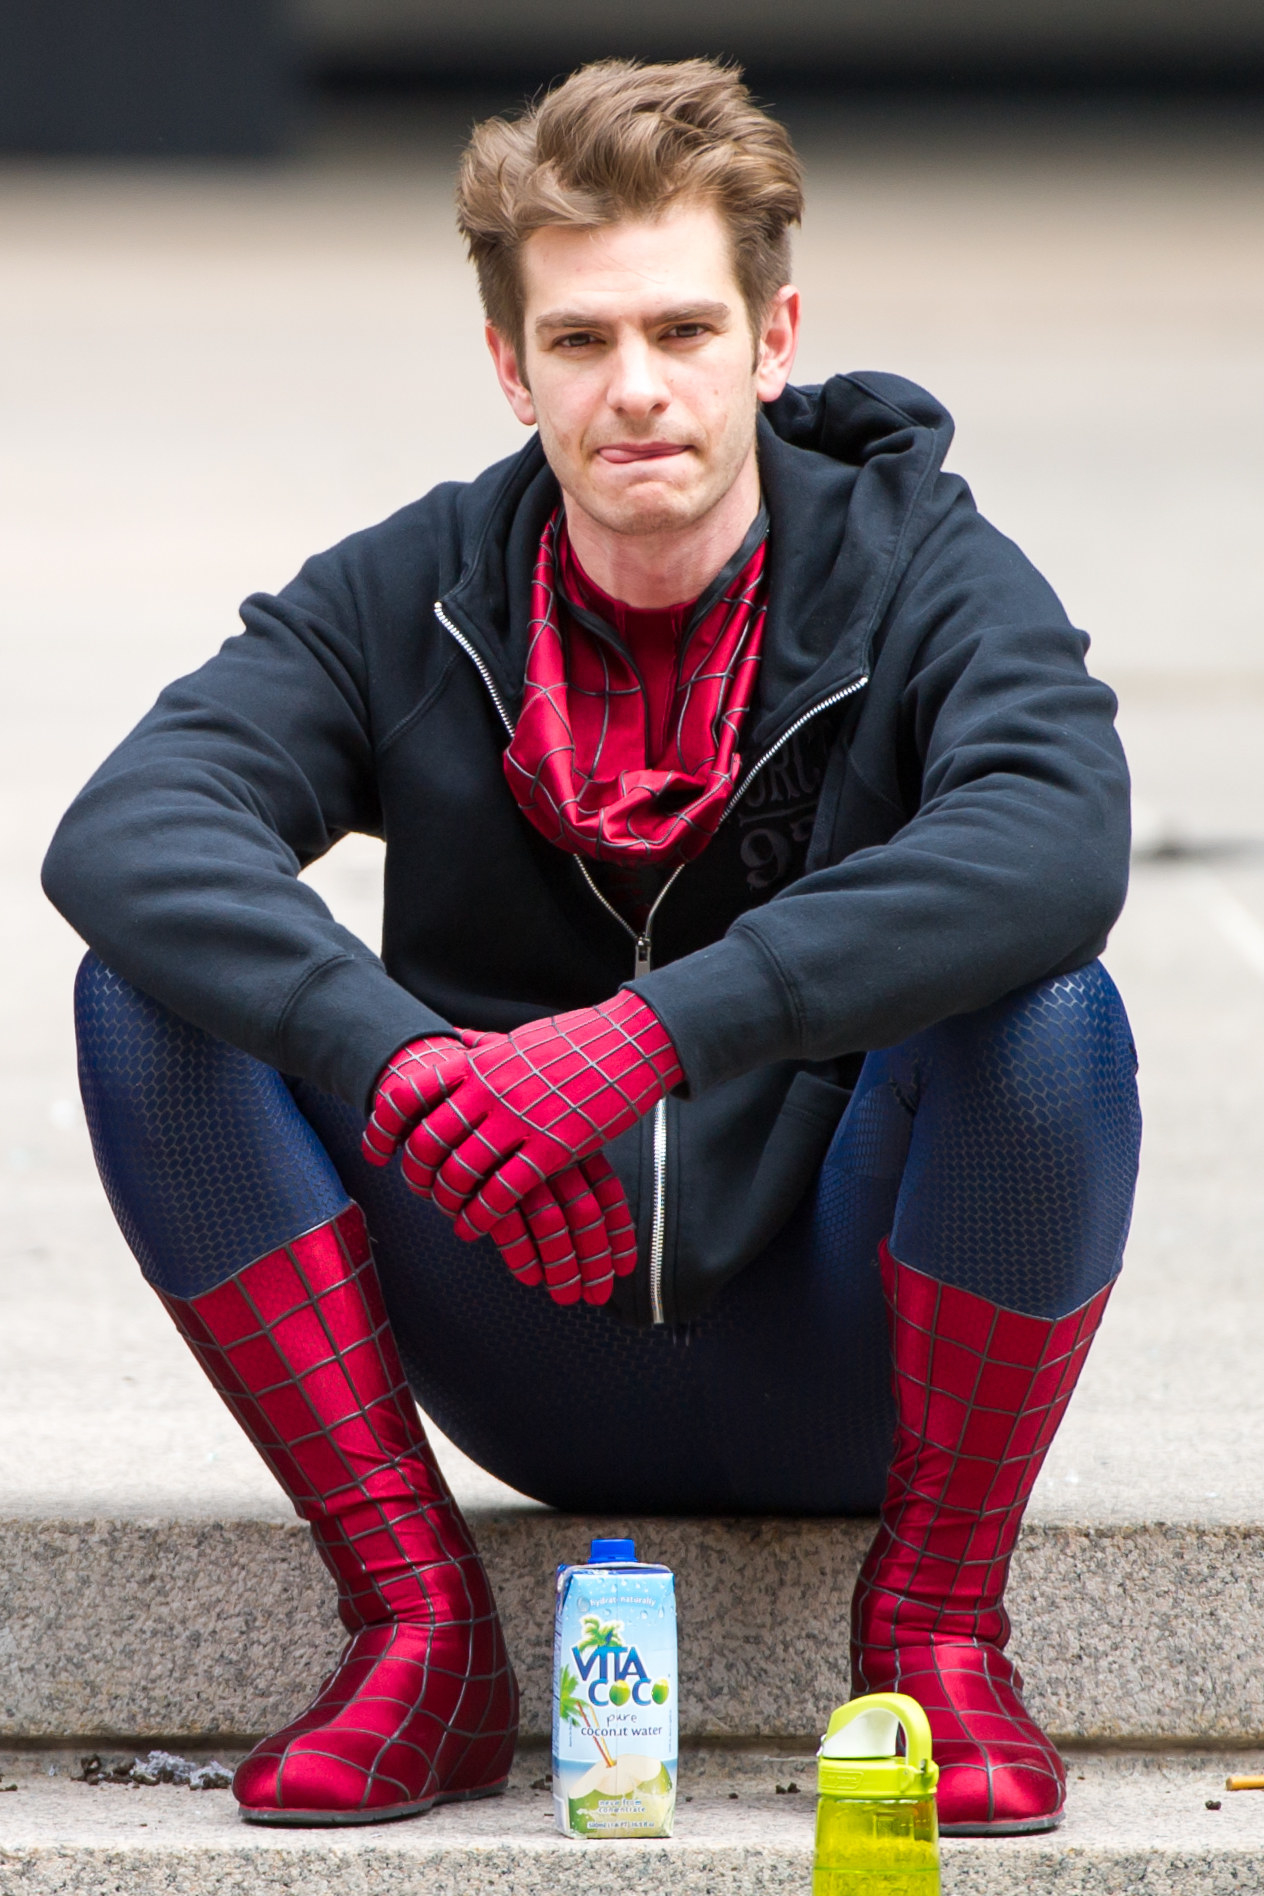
[75,955,1140,1515]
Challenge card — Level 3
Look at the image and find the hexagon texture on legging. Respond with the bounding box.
[75,954,349,1297]
[72,953,1139,1510]
[888,962,1141,1317]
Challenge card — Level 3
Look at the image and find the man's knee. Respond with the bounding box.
[76,953,174,1130]
[888,963,1140,1314]
[937,961,1139,1168]
[74,952,350,1295]
[75,951,230,1146]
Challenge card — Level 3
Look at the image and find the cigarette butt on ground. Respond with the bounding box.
[1225,1775,1264,1792]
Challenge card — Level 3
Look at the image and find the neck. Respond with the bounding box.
[562,448,760,609]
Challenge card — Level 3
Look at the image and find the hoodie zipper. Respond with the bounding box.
[724,673,870,818]
[434,603,516,737]
[574,857,684,1325]
[435,598,868,1326]
[437,597,689,1322]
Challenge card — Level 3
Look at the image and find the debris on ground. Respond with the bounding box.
[77,1751,232,1791]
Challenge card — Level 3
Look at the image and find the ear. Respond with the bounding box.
[754,286,800,404]
[485,324,537,427]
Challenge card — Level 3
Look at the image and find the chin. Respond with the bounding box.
[588,485,710,539]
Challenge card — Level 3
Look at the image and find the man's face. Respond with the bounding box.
[487,201,798,539]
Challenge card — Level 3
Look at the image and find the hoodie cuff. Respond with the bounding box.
[626,926,801,1097]
[276,954,456,1114]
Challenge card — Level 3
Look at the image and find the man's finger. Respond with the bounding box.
[429,1121,517,1217]
[517,1181,583,1304]
[405,1092,488,1190]
[583,1156,638,1278]
[486,1203,546,1288]
[454,1151,548,1239]
[400,1096,489,1201]
[552,1166,615,1305]
[362,1044,465,1167]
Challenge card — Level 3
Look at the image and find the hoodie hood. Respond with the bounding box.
[752,372,957,748]
[439,371,960,747]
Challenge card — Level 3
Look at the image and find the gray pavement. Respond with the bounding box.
[1,101,1264,1763]
[3,1747,1264,1895]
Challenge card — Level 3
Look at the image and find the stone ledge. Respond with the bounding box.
[0,1749,1262,1896]
[2,1512,1263,1743]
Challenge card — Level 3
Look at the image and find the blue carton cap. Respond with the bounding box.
[588,1537,636,1563]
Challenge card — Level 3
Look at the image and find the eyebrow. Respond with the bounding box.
[534,301,733,335]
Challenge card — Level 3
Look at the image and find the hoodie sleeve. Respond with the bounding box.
[633,508,1132,1094]
[41,547,453,1111]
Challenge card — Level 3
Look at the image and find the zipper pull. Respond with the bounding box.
[634,935,652,979]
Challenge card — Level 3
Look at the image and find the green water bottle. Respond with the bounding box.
[813,1693,941,1896]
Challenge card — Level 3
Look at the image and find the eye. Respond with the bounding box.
[663,323,710,341]
[554,331,602,350]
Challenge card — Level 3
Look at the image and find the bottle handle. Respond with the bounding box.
[822,1693,935,1772]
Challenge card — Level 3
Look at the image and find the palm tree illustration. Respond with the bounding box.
[574,1615,628,1770]
[558,1663,614,1769]
[577,1615,625,1663]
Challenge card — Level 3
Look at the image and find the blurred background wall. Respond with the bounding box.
[2,0,1264,157]
[304,0,1264,85]
[0,0,291,156]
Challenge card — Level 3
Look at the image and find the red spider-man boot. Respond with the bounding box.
[851,1241,1112,1836]
[159,1203,518,1825]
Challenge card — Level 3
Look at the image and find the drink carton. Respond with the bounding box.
[552,1536,677,1839]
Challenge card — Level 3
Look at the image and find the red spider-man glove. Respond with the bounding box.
[363,1034,464,1164]
[362,1033,637,1305]
[496,1157,638,1306]
[386,991,684,1241]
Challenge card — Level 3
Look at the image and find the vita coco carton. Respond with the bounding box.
[552,1537,677,1840]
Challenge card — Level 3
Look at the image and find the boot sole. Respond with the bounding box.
[939,1806,1065,1837]
[238,1776,511,1828]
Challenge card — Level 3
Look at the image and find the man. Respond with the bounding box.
[44,59,1140,1837]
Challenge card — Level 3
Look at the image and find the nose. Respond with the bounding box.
[605,332,670,421]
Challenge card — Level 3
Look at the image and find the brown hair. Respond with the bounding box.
[456,58,804,356]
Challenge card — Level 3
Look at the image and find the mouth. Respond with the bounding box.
[595,442,692,466]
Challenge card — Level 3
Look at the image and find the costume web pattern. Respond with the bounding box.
[364,1033,638,1304]
[391,989,683,1235]
[165,1205,518,1821]
[76,955,1137,1517]
[502,510,768,863]
[852,1244,1112,1833]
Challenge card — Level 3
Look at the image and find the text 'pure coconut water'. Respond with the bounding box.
[552,1537,677,1839]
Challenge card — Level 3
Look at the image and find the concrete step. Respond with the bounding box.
[3,865,1264,1752]
[2,1746,1263,1895]
[3,1503,1263,1745]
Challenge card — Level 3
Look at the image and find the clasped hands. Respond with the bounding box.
[361,991,683,1308]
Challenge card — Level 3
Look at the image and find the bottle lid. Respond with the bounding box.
[817,1693,940,1801]
[588,1537,637,1563]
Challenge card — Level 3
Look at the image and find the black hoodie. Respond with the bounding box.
[42,373,1131,1325]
